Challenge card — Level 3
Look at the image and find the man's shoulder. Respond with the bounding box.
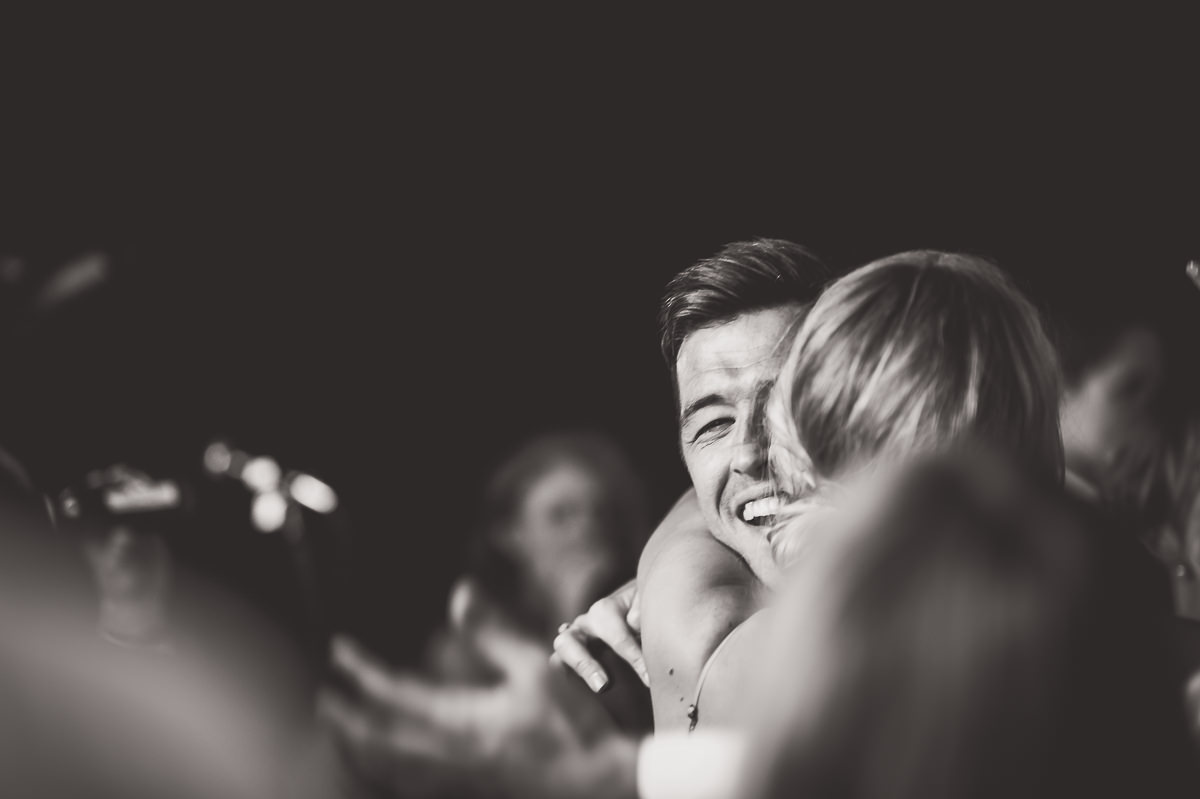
[637,508,763,730]
[638,501,761,634]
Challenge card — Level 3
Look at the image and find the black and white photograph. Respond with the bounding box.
[1,14,1197,798]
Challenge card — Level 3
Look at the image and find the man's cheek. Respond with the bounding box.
[697,478,727,529]
[682,462,710,504]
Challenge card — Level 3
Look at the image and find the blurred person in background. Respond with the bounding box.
[450,432,647,645]
[1045,272,1170,513]
[425,432,649,691]
[65,465,177,650]
[0,251,189,652]
[742,452,1199,799]
[0,486,321,799]
[321,430,655,797]
[1042,266,1200,627]
[82,522,173,646]
[325,431,656,794]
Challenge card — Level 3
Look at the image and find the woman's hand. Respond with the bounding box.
[552,578,648,693]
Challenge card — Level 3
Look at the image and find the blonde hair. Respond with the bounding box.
[768,251,1064,563]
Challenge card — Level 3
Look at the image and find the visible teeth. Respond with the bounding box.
[742,497,782,522]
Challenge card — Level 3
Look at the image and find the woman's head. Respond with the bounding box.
[471,432,648,633]
[769,251,1063,507]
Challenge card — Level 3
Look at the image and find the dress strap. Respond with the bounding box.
[687,618,749,733]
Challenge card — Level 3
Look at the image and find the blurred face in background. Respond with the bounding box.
[83,525,170,604]
[82,524,172,642]
[1061,325,1165,490]
[675,306,800,585]
[508,458,628,622]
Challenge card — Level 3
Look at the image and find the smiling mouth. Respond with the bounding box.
[738,496,784,527]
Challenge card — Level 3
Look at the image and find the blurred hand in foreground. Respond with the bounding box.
[320,582,639,799]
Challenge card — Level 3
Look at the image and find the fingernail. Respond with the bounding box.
[637,664,650,687]
[586,671,608,693]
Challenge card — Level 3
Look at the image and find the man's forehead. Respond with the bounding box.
[678,337,779,376]
[675,308,797,397]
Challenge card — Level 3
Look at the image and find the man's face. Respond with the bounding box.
[675,306,799,579]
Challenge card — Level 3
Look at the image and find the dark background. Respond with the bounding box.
[1,18,1196,661]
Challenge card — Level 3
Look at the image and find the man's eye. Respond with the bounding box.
[692,418,733,443]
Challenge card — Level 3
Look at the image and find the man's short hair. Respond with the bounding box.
[658,238,830,369]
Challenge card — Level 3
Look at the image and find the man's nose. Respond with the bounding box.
[733,383,774,478]
[731,422,768,478]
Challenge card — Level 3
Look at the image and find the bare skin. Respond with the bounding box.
[554,308,797,722]
[637,490,767,731]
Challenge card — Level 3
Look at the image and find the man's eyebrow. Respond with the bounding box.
[679,393,727,425]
